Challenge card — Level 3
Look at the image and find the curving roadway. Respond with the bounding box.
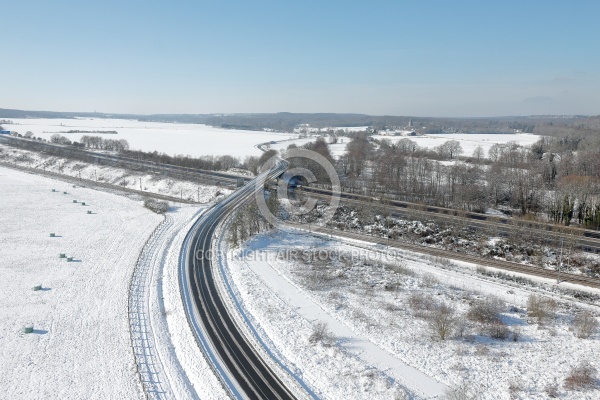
[179,160,298,399]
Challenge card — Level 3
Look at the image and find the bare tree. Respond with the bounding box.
[428,303,457,340]
[438,140,464,160]
[472,145,484,162]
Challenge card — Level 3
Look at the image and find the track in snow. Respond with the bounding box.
[128,214,198,399]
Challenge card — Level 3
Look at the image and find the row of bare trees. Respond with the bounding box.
[79,135,130,152]
[229,189,279,247]
[332,130,600,229]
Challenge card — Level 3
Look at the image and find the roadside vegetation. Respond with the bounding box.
[268,245,600,397]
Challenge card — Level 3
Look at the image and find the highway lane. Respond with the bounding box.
[181,161,298,400]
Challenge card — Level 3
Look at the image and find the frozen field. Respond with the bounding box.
[0,166,163,399]
[269,136,350,159]
[2,118,293,158]
[372,133,541,158]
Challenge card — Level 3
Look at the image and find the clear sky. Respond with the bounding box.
[1,0,599,117]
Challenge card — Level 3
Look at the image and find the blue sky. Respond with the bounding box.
[1,0,599,116]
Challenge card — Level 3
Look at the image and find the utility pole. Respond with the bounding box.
[197,186,200,203]
[557,237,563,284]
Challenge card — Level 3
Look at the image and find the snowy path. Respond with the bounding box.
[241,256,447,399]
[129,210,203,399]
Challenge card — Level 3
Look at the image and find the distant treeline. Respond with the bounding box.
[59,130,118,134]
[0,107,598,136]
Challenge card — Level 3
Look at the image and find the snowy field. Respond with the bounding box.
[269,132,541,160]
[2,118,293,158]
[372,133,541,158]
[226,229,600,399]
[0,166,163,399]
[269,136,350,159]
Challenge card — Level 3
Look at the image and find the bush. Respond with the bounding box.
[564,360,597,391]
[427,302,457,341]
[308,321,333,345]
[573,311,598,339]
[454,317,471,339]
[445,382,478,400]
[421,272,439,287]
[511,326,521,342]
[143,198,169,214]
[544,384,559,397]
[488,319,510,340]
[467,296,504,324]
[408,292,436,318]
[386,261,415,277]
[508,379,524,398]
[527,294,557,324]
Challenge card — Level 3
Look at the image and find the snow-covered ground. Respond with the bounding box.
[0,144,232,202]
[269,136,350,159]
[269,132,540,160]
[0,165,163,399]
[222,232,419,399]
[226,229,600,399]
[2,120,596,400]
[372,133,541,158]
[130,204,232,399]
[2,118,293,157]
[0,164,237,399]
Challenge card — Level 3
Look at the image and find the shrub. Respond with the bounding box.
[508,379,524,398]
[445,382,478,400]
[308,321,333,345]
[467,296,504,324]
[511,326,521,342]
[544,384,559,398]
[564,360,597,391]
[143,198,169,214]
[421,272,439,287]
[386,261,415,277]
[527,294,557,324]
[427,302,457,341]
[454,317,471,339]
[488,319,510,340]
[474,344,490,356]
[408,292,436,318]
[572,311,598,339]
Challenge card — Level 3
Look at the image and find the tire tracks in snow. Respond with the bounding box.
[128,212,198,399]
